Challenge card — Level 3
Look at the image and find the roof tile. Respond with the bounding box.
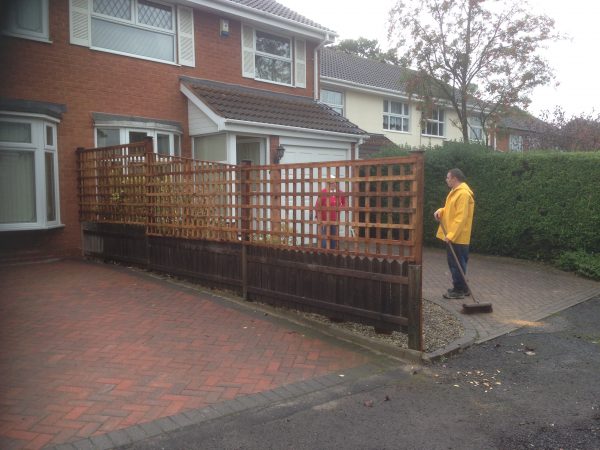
[182,78,365,136]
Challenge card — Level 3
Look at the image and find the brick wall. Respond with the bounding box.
[0,0,319,259]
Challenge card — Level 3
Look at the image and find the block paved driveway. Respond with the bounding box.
[423,247,600,343]
[2,251,599,449]
[0,260,370,450]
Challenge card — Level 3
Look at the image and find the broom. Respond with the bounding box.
[440,222,493,314]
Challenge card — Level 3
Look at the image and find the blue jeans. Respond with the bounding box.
[447,243,469,292]
[320,225,338,249]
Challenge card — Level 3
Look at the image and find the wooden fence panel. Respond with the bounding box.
[77,144,424,350]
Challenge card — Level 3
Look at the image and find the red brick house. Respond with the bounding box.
[0,0,365,260]
[491,110,549,152]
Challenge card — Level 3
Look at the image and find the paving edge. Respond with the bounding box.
[125,263,429,366]
[422,297,478,362]
[43,363,388,450]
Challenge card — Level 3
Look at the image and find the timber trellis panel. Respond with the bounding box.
[77,140,424,350]
[78,140,424,263]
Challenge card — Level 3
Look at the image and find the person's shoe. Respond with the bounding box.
[443,289,464,299]
[447,288,471,297]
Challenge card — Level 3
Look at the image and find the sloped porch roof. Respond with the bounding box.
[180,77,366,137]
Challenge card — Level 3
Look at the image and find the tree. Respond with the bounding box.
[388,0,560,143]
[329,38,400,65]
[539,107,600,151]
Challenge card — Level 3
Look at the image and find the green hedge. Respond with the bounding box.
[371,143,600,279]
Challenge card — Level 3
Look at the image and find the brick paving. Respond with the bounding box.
[0,260,369,450]
[1,251,599,449]
[423,247,600,343]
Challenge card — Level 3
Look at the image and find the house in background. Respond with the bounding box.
[0,0,365,260]
[319,48,487,154]
[319,48,494,155]
[492,110,549,152]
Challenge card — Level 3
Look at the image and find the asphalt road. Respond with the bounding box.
[122,296,600,450]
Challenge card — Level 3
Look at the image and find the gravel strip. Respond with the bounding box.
[294,299,464,354]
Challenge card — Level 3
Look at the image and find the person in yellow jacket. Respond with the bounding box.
[434,168,475,299]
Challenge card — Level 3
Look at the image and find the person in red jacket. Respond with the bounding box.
[314,176,346,249]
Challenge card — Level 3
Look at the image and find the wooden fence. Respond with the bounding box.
[77,139,425,350]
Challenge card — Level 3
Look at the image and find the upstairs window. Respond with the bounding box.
[422,107,445,137]
[2,0,49,42]
[321,89,344,115]
[383,100,409,132]
[70,0,195,66]
[241,25,306,88]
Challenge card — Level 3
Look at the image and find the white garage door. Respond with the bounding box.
[282,146,348,164]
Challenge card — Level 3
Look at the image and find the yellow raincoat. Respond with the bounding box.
[435,182,475,244]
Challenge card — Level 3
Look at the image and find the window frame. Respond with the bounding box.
[509,134,524,152]
[0,114,61,231]
[383,99,410,133]
[90,0,177,64]
[468,116,484,142]
[320,89,344,115]
[2,0,50,43]
[94,126,182,157]
[252,28,293,86]
[422,107,445,137]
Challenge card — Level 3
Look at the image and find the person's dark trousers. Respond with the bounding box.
[447,243,469,292]
[320,225,338,249]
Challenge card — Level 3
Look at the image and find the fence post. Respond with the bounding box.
[76,147,85,257]
[410,149,425,265]
[144,137,154,265]
[407,263,423,351]
[241,160,252,300]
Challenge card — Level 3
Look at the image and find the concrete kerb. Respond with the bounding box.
[123,262,430,366]
[46,363,388,450]
[148,268,481,365]
[422,297,478,362]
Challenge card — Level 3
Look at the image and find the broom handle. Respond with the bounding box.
[439,222,478,303]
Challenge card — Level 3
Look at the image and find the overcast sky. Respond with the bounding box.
[281,0,599,118]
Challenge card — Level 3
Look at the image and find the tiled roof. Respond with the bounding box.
[225,0,334,33]
[499,111,548,133]
[359,134,398,158]
[320,48,414,92]
[182,78,366,136]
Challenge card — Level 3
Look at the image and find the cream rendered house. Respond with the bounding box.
[319,48,484,153]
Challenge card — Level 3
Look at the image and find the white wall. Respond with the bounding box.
[340,88,464,147]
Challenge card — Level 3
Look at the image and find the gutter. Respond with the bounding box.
[223,117,365,141]
[184,0,337,41]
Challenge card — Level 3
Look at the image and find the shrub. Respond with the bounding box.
[424,147,600,262]
[556,251,600,281]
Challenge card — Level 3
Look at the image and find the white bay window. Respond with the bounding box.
[0,116,61,230]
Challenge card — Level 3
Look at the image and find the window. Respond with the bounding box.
[95,127,181,156]
[93,112,182,156]
[468,116,483,142]
[0,116,60,230]
[383,100,409,132]
[321,90,344,115]
[241,25,306,87]
[70,0,195,66]
[509,134,523,152]
[2,0,49,42]
[422,108,445,137]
